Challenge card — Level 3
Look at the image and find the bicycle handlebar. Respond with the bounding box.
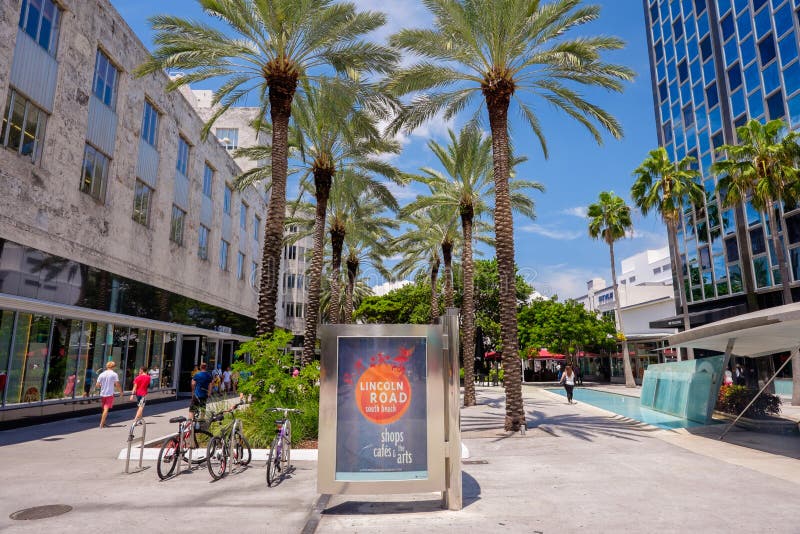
[267,407,303,414]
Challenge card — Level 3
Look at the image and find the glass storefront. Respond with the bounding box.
[0,306,183,407]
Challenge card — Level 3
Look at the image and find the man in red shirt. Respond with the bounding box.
[130,367,151,421]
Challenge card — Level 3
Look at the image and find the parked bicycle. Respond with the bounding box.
[206,400,252,480]
[156,415,212,480]
[266,407,302,487]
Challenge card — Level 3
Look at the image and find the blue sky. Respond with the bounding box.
[111,0,664,299]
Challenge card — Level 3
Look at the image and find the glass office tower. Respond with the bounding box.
[643,0,800,324]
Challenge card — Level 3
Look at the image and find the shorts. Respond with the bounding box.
[189,396,207,415]
[136,395,146,407]
[101,396,114,410]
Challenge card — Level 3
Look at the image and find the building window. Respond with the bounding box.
[286,245,297,260]
[286,302,295,317]
[216,128,238,150]
[295,303,304,318]
[132,180,153,226]
[202,163,213,197]
[250,261,257,287]
[219,239,230,271]
[141,100,159,147]
[237,251,245,280]
[759,33,776,65]
[92,49,119,109]
[223,185,232,215]
[80,144,110,202]
[240,202,247,230]
[653,266,662,274]
[18,0,60,55]
[198,225,210,260]
[297,274,304,289]
[176,136,190,176]
[1,90,47,162]
[170,205,186,245]
[254,215,261,240]
[629,276,636,284]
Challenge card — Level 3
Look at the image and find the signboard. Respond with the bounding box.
[318,324,445,494]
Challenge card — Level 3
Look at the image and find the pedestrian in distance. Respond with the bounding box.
[189,363,213,420]
[560,364,577,404]
[148,365,160,389]
[556,362,563,382]
[95,361,123,428]
[130,366,150,421]
[734,364,746,386]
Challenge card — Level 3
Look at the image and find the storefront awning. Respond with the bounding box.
[529,349,565,359]
[649,304,747,330]
[668,302,800,357]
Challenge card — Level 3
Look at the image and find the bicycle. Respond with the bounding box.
[206,400,252,480]
[265,407,302,487]
[156,415,212,480]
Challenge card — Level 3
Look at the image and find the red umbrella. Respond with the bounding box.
[484,350,501,360]
[532,349,566,359]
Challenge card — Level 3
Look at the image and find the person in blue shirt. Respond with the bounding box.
[189,362,213,419]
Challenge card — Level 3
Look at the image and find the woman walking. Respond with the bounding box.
[560,365,577,404]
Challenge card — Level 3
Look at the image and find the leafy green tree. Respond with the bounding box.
[139,0,396,335]
[388,0,633,431]
[632,147,703,359]
[474,259,533,351]
[518,298,615,357]
[403,125,542,405]
[355,282,432,324]
[587,191,635,387]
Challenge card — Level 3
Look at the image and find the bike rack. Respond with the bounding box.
[124,418,147,474]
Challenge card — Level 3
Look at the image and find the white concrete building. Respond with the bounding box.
[576,247,677,382]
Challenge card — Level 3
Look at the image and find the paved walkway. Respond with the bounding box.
[1,387,798,533]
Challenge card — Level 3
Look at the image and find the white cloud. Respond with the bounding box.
[627,228,668,246]
[560,206,588,218]
[519,223,583,240]
[386,180,423,201]
[372,279,411,296]
[530,265,605,300]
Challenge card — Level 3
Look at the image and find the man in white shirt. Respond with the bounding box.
[148,365,160,389]
[95,361,123,428]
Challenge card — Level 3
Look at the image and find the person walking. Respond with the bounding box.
[95,361,123,428]
[223,367,232,393]
[148,365,160,390]
[130,367,150,421]
[560,364,577,404]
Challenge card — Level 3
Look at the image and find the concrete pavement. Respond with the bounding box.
[1,387,799,533]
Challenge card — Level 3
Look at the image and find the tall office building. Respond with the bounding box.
[0,0,271,423]
[643,0,800,330]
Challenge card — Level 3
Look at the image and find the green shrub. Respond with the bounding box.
[488,368,504,383]
[716,384,781,419]
[233,332,320,447]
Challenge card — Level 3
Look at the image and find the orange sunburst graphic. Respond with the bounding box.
[354,363,412,425]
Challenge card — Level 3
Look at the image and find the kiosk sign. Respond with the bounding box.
[335,336,427,481]
[318,324,446,495]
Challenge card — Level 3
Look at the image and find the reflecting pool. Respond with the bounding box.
[547,388,714,430]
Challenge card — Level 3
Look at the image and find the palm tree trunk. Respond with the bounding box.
[766,198,794,305]
[668,219,693,360]
[609,241,636,387]
[344,256,358,324]
[258,82,296,335]
[461,213,477,407]
[301,167,332,366]
[429,257,441,324]
[329,225,345,324]
[485,83,524,432]
[442,241,454,308]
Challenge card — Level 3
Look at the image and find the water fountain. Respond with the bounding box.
[640,355,725,424]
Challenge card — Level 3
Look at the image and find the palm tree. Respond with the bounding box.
[632,147,703,359]
[321,271,373,323]
[388,0,633,431]
[588,191,636,387]
[394,210,453,323]
[712,119,800,306]
[138,0,396,335]
[326,177,400,324]
[289,84,399,364]
[403,125,542,406]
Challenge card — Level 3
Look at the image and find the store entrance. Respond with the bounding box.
[178,336,201,395]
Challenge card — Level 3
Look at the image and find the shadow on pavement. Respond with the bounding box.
[0,400,187,446]
[322,471,481,515]
[685,425,800,460]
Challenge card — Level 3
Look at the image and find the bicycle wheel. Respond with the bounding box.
[206,436,227,480]
[233,431,252,466]
[266,435,279,487]
[188,429,212,464]
[156,438,179,480]
[280,434,291,474]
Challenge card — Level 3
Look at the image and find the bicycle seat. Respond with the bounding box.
[169,416,187,424]
[210,413,225,422]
